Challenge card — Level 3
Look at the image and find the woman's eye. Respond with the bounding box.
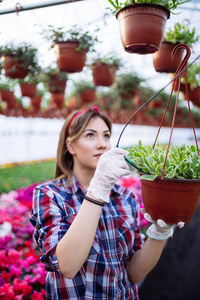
[104,134,110,139]
[86,132,94,138]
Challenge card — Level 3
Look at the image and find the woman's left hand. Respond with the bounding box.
[140,209,185,240]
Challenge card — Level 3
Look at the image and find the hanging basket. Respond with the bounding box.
[47,76,67,93]
[53,41,87,73]
[20,83,37,97]
[117,44,200,224]
[0,89,15,102]
[140,176,200,224]
[1,55,29,79]
[116,3,170,54]
[51,92,65,109]
[153,41,185,73]
[92,63,117,86]
[80,88,96,103]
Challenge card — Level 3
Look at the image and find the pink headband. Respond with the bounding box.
[66,106,100,137]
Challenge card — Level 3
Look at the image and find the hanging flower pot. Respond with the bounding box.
[51,92,65,109]
[140,177,200,223]
[30,95,42,113]
[153,41,185,73]
[92,63,117,87]
[19,82,37,97]
[116,4,170,54]
[47,75,67,93]
[2,55,29,79]
[184,86,200,107]
[80,88,96,103]
[53,41,87,73]
[0,89,15,102]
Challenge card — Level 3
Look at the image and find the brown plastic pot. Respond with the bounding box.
[92,63,117,86]
[183,86,200,107]
[1,55,29,79]
[153,42,185,73]
[116,4,169,54]
[48,76,67,93]
[140,176,200,224]
[51,92,65,109]
[20,83,37,97]
[53,41,87,73]
[80,88,96,103]
[0,89,15,102]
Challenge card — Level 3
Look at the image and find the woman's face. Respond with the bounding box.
[67,116,111,171]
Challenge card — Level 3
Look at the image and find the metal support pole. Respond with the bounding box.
[0,0,87,15]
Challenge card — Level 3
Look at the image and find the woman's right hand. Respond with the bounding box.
[88,147,130,203]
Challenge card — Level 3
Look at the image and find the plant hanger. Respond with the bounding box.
[116,44,200,175]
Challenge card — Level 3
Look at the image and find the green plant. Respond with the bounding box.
[40,66,68,82]
[164,22,199,47]
[181,61,200,89]
[113,72,144,95]
[91,52,123,68]
[107,0,191,14]
[71,81,95,97]
[40,24,100,52]
[127,140,200,180]
[0,42,39,72]
[0,76,16,90]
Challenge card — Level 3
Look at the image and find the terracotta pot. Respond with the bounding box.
[53,41,87,73]
[80,89,96,103]
[30,96,42,111]
[48,76,67,93]
[116,4,169,54]
[51,92,65,109]
[140,176,200,224]
[1,55,29,79]
[92,63,117,86]
[20,83,37,97]
[0,89,15,102]
[183,86,200,107]
[153,42,185,73]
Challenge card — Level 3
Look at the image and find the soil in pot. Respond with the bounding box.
[116,4,170,54]
[153,42,185,73]
[53,41,87,73]
[140,176,200,224]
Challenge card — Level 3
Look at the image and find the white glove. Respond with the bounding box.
[88,147,130,203]
[141,209,185,240]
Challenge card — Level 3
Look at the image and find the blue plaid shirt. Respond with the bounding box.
[30,176,144,299]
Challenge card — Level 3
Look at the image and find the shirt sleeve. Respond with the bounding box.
[30,185,76,275]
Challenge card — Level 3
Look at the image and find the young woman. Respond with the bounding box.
[30,106,184,299]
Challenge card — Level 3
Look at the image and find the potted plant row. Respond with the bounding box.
[153,22,200,73]
[40,25,99,73]
[127,140,200,224]
[107,0,190,54]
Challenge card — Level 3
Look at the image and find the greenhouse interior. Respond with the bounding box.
[0,0,200,299]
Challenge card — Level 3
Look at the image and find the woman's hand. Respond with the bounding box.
[140,209,185,240]
[88,147,130,203]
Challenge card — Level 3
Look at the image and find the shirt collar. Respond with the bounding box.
[63,175,86,195]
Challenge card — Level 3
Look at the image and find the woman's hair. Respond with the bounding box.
[55,107,112,183]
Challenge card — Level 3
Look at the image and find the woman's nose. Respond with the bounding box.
[96,137,107,149]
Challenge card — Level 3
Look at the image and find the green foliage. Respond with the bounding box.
[91,52,123,68]
[39,66,68,82]
[40,24,100,52]
[71,81,95,96]
[0,42,39,71]
[127,140,200,180]
[107,0,191,14]
[0,160,56,194]
[164,22,199,47]
[113,72,144,95]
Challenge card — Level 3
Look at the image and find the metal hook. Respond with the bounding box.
[171,43,191,80]
[15,3,23,15]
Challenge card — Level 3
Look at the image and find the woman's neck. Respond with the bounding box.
[73,166,95,190]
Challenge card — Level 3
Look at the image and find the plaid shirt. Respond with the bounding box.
[30,176,144,300]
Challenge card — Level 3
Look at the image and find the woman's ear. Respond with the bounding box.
[66,140,75,155]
